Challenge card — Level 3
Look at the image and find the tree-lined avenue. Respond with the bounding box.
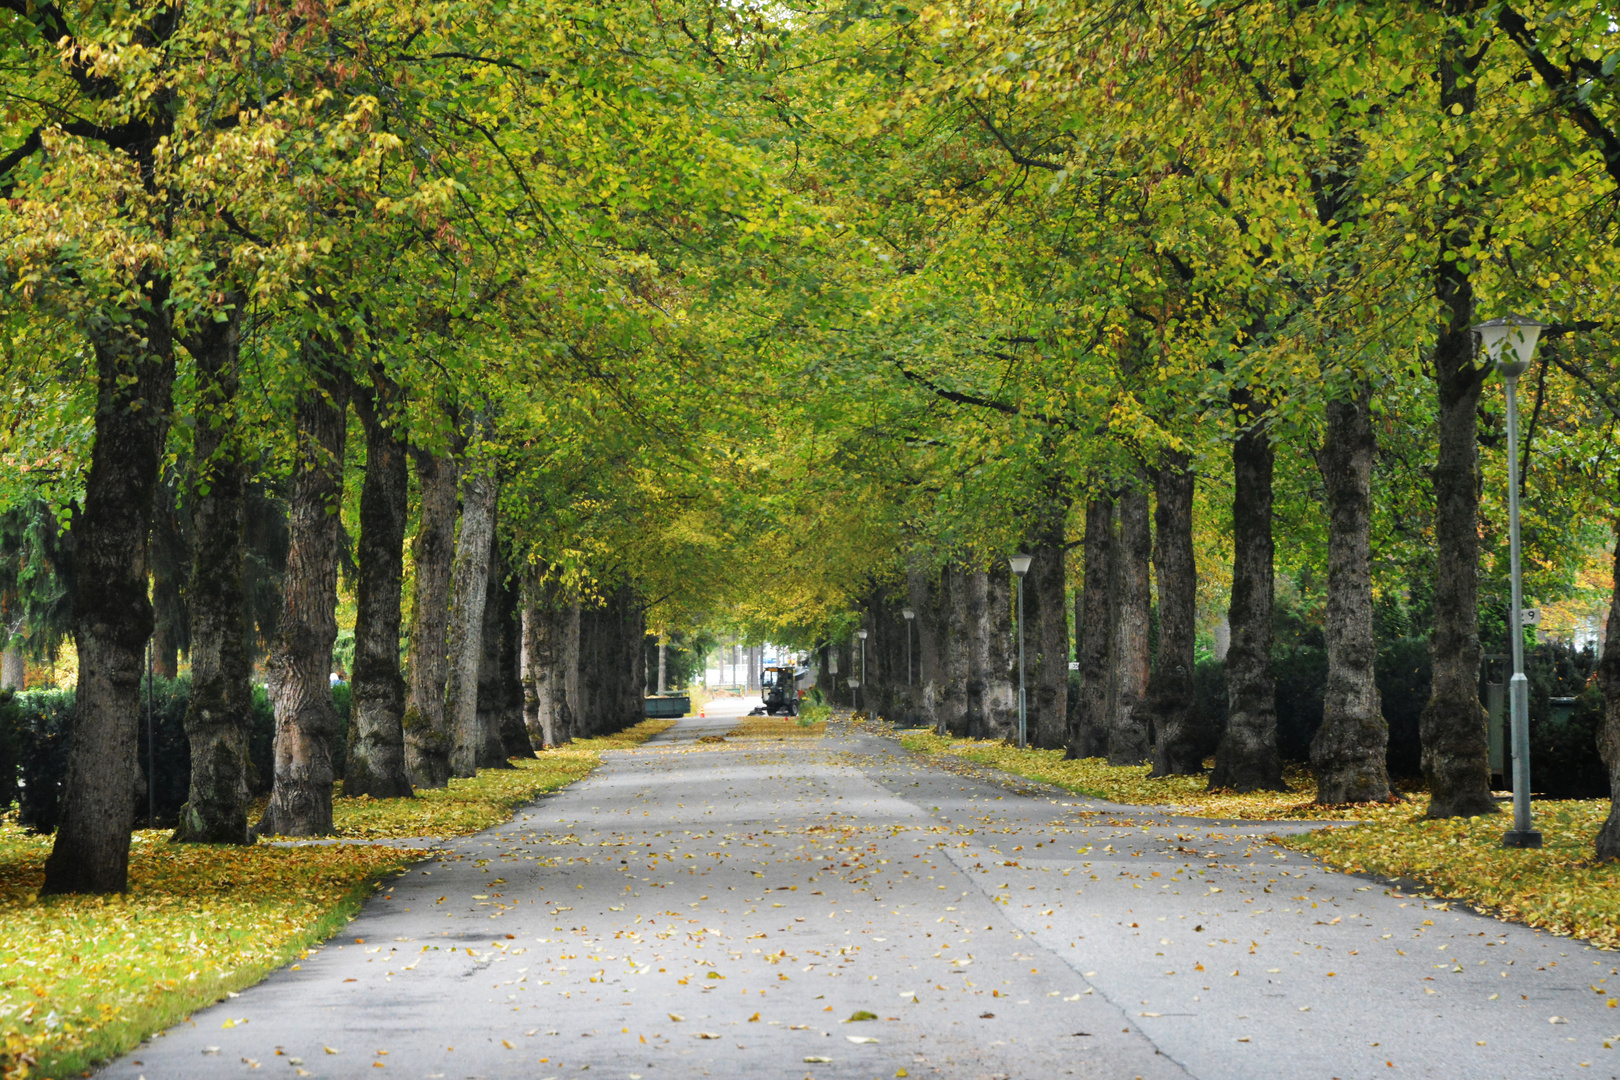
[98,718,1617,1080]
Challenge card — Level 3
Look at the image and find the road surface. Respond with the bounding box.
[105,708,1620,1079]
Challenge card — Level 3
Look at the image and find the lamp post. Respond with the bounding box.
[856,629,868,714]
[1476,314,1546,849]
[902,608,915,686]
[1009,554,1033,748]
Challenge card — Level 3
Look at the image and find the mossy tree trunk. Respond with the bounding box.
[1108,487,1153,766]
[343,371,413,799]
[1026,496,1071,750]
[174,302,255,844]
[1147,451,1206,776]
[446,460,497,777]
[43,299,177,893]
[1068,495,1113,760]
[477,545,529,762]
[258,369,349,838]
[1419,37,1498,820]
[1593,527,1620,860]
[1311,386,1392,804]
[938,566,969,736]
[403,447,457,788]
[43,300,177,895]
[1210,402,1284,792]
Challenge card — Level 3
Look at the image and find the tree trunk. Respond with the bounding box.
[343,374,413,799]
[971,569,1017,742]
[1311,386,1393,804]
[1146,451,1206,776]
[909,565,943,733]
[1027,502,1071,750]
[574,600,603,736]
[43,300,176,895]
[1069,496,1113,759]
[559,598,581,742]
[1420,40,1498,819]
[1108,487,1153,765]
[1210,406,1285,791]
[174,303,256,844]
[257,372,349,838]
[403,447,457,788]
[1,647,24,690]
[520,569,544,748]
[938,566,969,736]
[1593,526,1620,860]
[446,462,497,777]
[624,589,647,732]
[149,469,188,680]
[964,570,988,738]
[657,639,667,695]
[478,546,530,761]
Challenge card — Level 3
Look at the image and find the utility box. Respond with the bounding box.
[1482,654,1506,783]
[644,695,690,719]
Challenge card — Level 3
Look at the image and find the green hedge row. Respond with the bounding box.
[1186,637,1608,796]
[0,676,353,832]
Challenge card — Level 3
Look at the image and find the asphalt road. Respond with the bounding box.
[104,704,1620,1080]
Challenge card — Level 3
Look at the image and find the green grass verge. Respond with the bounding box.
[1,717,674,1080]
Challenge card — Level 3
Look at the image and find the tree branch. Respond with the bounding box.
[0,127,42,196]
[964,98,1063,172]
[1496,5,1620,192]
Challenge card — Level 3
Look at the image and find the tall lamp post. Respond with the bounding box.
[855,629,868,712]
[1476,314,1546,849]
[902,608,915,686]
[1009,554,1033,748]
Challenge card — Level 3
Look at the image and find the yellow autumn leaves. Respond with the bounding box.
[0,719,673,1080]
[897,727,1620,950]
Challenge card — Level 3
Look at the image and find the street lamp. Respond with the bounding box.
[856,629,868,713]
[902,608,915,687]
[1476,314,1546,849]
[1008,554,1033,748]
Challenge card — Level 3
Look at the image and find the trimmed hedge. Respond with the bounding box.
[1188,637,1608,796]
[1,676,353,832]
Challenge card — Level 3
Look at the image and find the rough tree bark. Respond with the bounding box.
[1147,451,1206,776]
[43,302,177,895]
[971,569,1017,742]
[557,602,581,742]
[908,565,942,733]
[258,370,349,838]
[938,566,969,736]
[1108,488,1153,765]
[1419,34,1498,819]
[403,447,458,788]
[1210,403,1285,791]
[1026,500,1071,750]
[477,547,530,761]
[149,470,187,680]
[446,461,498,777]
[1069,496,1113,759]
[343,373,413,799]
[573,600,604,737]
[1311,386,1393,804]
[523,581,579,748]
[563,599,583,740]
[174,304,256,844]
[964,570,989,738]
[1594,526,1620,860]
[1,648,23,690]
[520,568,545,747]
[623,588,647,733]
